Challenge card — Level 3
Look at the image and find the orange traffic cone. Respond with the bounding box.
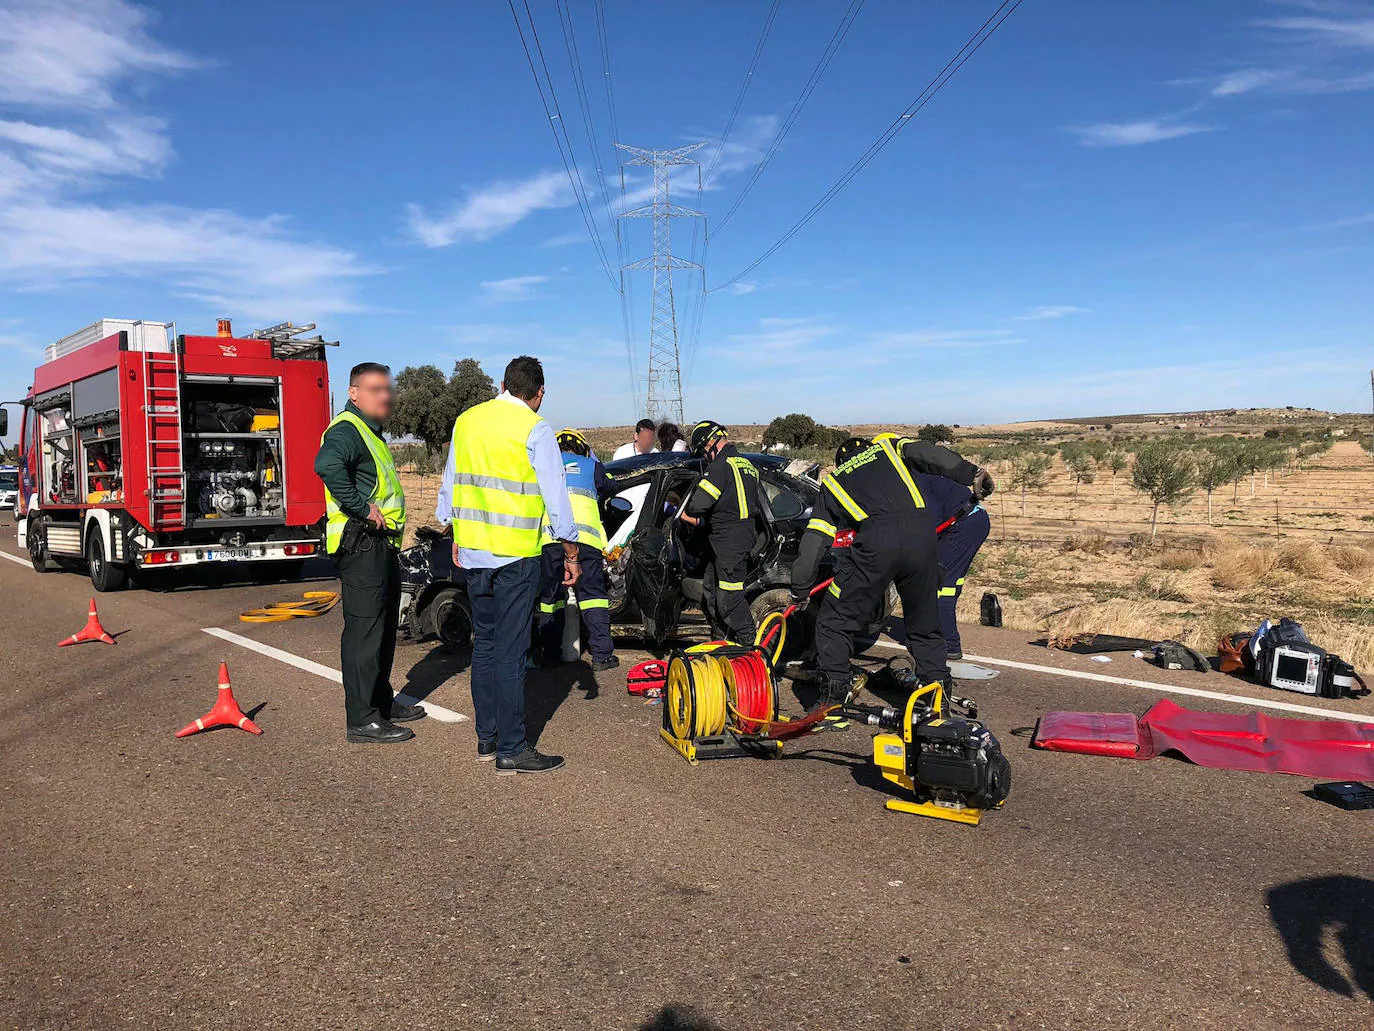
[175,662,263,738]
[58,598,116,647]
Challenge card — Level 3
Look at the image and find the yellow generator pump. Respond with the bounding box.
[855,681,1011,825]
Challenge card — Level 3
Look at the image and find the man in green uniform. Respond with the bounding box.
[314,362,426,743]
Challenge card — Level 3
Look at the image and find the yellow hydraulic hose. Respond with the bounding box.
[239,591,340,623]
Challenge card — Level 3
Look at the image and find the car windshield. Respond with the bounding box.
[0,471,17,489]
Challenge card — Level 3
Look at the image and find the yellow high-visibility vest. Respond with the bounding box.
[321,411,406,554]
[540,453,604,550]
[449,398,546,558]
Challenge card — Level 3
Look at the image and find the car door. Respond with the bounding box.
[624,466,693,645]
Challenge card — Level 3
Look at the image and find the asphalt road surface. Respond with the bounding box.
[2,529,1371,1030]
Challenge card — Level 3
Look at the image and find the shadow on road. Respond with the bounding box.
[401,645,471,702]
[639,1004,721,1031]
[525,662,598,746]
[1267,875,1374,999]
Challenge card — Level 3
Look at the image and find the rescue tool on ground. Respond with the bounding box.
[649,638,1011,825]
[16,318,333,591]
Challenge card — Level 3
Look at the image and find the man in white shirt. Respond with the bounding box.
[611,419,658,462]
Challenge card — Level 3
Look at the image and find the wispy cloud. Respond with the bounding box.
[728,281,759,296]
[0,0,373,320]
[477,274,550,300]
[405,171,575,247]
[1286,210,1374,232]
[1069,119,1214,147]
[1197,3,1374,97]
[1012,304,1092,321]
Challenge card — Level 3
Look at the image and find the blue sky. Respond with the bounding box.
[2,0,1372,446]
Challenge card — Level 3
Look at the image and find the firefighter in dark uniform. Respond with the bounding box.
[537,429,618,673]
[681,420,762,643]
[790,433,994,707]
[914,470,991,661]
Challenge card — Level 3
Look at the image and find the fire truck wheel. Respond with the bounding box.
[28,517,56,573]
[86,532,128,592]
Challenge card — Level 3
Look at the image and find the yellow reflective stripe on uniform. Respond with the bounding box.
[697,479,722,499]
[806,518,837,538]
[828,581,842,598]
[539,601,566,614]
[938,587,958,597]
[718,580,744,591]
[727,457,751,519]
[956,576,966,586]
[822,474,868,522]
[578,598,610,610]
[877,437,924,509]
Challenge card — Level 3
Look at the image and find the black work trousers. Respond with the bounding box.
[702,522,756,644]
[814,512,946,685]
[333,538,401,727]
[538,542,614,663]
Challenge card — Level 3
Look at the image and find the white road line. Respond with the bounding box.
[201,626,468,724]
[872,640,1374,725]
[0,551,31,568]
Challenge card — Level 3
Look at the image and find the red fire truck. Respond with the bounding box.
[15,318,333,591]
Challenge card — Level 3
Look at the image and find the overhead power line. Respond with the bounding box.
[702,0,783,188]
[710,0,1025,293]
[507,0,619,290]
[712,0,866,237]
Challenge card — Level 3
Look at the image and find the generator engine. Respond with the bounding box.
[189,438,284,519]
[849,683,1011,824]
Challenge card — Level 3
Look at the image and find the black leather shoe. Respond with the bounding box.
[389,703,426,722]
[590,655,620,672]
[345,720,415,744]
[476,738,497,762]
[495,749,566,775]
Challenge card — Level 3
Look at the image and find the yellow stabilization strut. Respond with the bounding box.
[239,591,340,623]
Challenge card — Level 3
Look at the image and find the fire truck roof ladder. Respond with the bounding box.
[248,322,339,360]
[142,350,186,531]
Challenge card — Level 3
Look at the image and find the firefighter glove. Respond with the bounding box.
[973,467,996,500]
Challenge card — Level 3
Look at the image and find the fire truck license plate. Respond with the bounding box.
[208,548,254,561]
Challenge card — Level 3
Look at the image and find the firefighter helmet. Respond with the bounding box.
[834,436,872,465]
[689,420,728,458]
[556,428,590,456]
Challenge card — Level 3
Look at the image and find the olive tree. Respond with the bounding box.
[1132,440,1196,539]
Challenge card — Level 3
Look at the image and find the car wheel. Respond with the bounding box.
[28,516,55,573]
[424,586,472,650]
[750,587,813,660]
[86,532,128,592]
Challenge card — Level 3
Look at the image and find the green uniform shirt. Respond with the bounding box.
[313,400,384,521]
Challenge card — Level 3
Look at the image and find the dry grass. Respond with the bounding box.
[1209,544,1279,590]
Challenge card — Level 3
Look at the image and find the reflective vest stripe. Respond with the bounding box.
[828,581,842,598]
[807,518,837,538]
[322,411,406,554]
[454,472,542,495]
[877,437,925,510]
[727,457,754,519]
[452,507,544,530]
[697,479,722,499]
[822,474,868,522]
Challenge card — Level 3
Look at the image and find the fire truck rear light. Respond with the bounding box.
[142,550,180,565]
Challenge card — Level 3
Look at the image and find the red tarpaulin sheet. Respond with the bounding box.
[1033,698,1374,780]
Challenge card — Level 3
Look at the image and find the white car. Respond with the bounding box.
[0,466,18,519]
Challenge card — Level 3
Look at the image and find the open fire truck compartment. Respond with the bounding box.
[17,319,334,591]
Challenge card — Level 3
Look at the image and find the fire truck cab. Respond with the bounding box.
[16,318,333,591]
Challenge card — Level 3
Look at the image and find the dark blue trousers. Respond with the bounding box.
[466,556,541,758]
[537,543,614,663]
[936,508,990,656]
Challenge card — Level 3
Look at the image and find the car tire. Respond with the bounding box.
[28,516,55,573]
[87,532,128,592]
[423,586,472,650]
[750,587,813,660]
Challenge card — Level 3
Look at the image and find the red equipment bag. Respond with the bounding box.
[1033,699,1374,781]
[626,659,668,697]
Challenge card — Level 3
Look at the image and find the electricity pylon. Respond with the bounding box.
[616,143,706,427]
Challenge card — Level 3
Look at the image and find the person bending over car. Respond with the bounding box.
[680,420,762,643]
[790,432,994,709]
[915,470,991,661]
[537,428,619,674]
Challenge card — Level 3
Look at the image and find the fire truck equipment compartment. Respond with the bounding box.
[1032,699,1374,780]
